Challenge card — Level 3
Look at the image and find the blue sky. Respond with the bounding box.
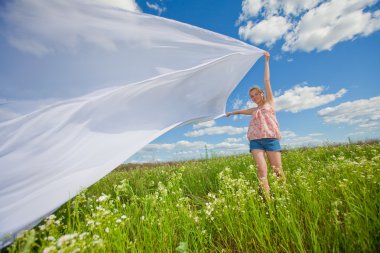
[0,0,379,163]
[128,0,380,163]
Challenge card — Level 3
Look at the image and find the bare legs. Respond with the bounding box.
[251,150,285,196]
[252,150,270,194]
[267,151,285,180]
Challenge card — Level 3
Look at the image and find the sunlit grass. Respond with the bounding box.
[5,143,380,252]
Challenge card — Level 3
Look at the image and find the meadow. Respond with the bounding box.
[4,142,380,253]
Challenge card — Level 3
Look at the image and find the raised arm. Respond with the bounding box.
[264,52,274,106]
[226,108,254,117]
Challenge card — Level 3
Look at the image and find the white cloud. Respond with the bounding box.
[273,54,283,61]
[176,140,208,150]
[238,0,380,52]
[274,89,282,96]
[185,126,248,137]
[140,129,329,162]
[347,130,368,136]
[318,96,380,130]
[143,140,207,151]
[283,0,380,52]
[308,133,324,137]
[232,98,243,110]
[146,2,166,15]
[281,130,297,138]
[246,100,255,108]
[275,85,347,113]
[239,16,292,46]
[214,142,247,150]
[231,98,244,120]
[137,130,328,162]
[229,98,253,120]
[281,130,324,147]
[193,120,216,129]
[224,137,243,144]
[281,0,322,16]
[238,0,264,23]
[142,138,247,153]
[234,85,347,113]
[143,143,175,151]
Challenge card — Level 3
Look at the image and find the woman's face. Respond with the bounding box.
[250,89,263,105]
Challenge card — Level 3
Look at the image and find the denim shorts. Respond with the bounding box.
[249,138,281,152]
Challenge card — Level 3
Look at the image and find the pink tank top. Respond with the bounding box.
[247,103,281,140]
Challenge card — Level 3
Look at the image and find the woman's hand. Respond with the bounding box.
[264,51,270,61]
[225,112,232,117]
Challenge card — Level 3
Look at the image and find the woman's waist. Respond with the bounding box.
[248,133,281,140]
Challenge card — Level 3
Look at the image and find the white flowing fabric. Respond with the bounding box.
[0,0,263,247]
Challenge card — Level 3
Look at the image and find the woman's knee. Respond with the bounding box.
[271,165,286,179]
[257,166,267,178]
[271,164,282,172]
[251,150,268,178]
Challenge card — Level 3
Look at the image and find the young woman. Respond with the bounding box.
[226,51,285,195]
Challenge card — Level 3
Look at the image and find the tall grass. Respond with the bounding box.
[5,143,380,252]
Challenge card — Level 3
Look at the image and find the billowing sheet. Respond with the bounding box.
[0,0,263,247]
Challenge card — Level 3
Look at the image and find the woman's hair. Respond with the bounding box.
[249,86,264,95]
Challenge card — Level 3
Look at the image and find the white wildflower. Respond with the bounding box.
[42,246,56,253]
[79,232,89,240]
[92,239,103,246]
[47,215,56,220]
[57,233,78,247]
[97,194,109,202]
[47,236,55,241]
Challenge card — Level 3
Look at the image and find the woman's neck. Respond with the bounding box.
[257,100,265,107]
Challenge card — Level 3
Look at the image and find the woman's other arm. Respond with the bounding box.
[264,52,275,108]
[226,108,254,117]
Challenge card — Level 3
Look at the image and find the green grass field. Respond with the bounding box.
[5,142,380,253]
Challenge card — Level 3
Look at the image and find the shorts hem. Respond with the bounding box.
[249,148,281,153]
[249,147,265,152]
[249,138,281,152]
